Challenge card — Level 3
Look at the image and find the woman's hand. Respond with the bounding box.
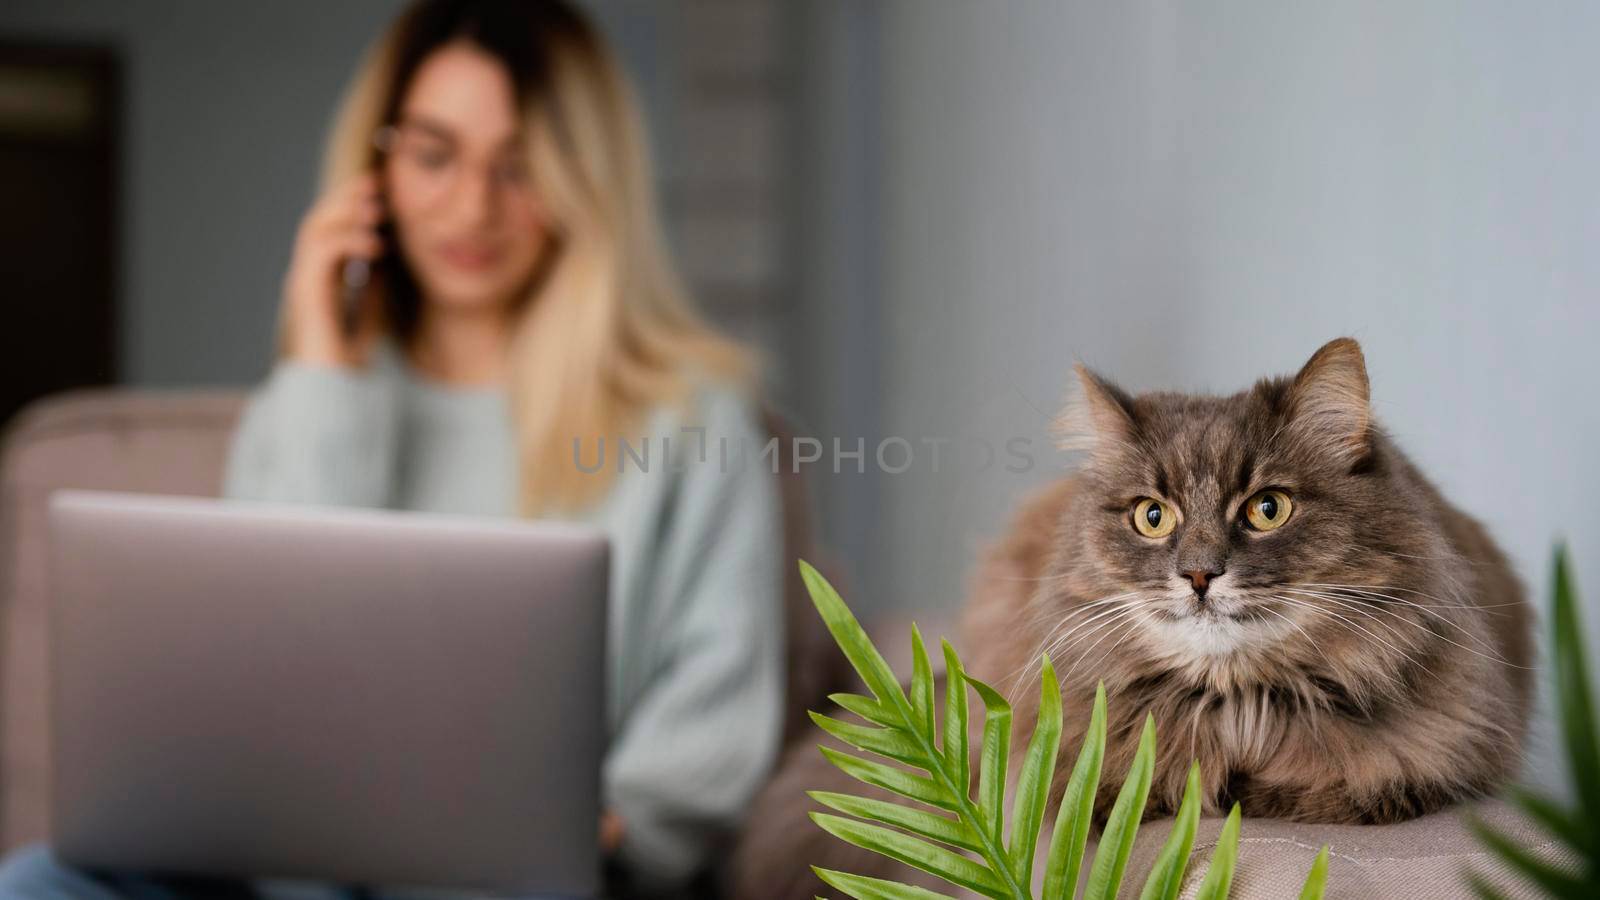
[599,810,625,855]
[281,172,387,368]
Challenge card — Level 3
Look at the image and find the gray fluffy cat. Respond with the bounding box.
[729,338,1533,899]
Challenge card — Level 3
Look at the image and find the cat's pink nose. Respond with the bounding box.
[1183,568,1221,595]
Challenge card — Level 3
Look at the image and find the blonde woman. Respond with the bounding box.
[0,1,784,897]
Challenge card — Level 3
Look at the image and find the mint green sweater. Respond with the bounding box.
[221,342,786,888]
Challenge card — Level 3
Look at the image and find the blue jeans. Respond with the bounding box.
[0,845,572,899]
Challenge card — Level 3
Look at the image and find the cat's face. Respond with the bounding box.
[1059,338,1455,664]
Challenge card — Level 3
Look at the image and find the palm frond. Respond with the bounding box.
[1082,715,1156,900]
[1190,804,1241,900]
[1137,762,1203,900]
[798,560,1030,899]
[1468,545,1600,898]
[797,559,1327,899]
[1006,652,1063,883]
[1297,846,1330,900]
[1468,818,1588,900]
[1548,546,1600,855]
[811,867,960,900]
[1040,683,1105,900]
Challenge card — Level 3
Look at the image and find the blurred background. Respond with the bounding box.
[1,0,1596,797]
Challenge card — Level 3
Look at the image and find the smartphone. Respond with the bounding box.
[338,180,390,339]
[339,257,369,338]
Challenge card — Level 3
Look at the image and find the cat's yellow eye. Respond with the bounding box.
[1132,498,1176,538]
[1244,489,1293,531]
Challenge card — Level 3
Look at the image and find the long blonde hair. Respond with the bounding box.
[317,0,756,516]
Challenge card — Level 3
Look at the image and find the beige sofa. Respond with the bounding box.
[0,389,1564,898]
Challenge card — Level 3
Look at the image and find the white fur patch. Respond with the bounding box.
[1146,583,1296,660]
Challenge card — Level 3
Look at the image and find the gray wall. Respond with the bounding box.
[870,0,1599,793]
[0,0,769,387]
[786,0,888,611]
[3,0,410,385]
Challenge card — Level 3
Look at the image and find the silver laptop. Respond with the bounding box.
[47,490,609,897]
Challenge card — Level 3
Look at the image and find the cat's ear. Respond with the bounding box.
[1286,337,1371,465]
[1055,364,1137,455]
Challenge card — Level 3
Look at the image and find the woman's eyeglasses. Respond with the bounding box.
[372,122,533,209]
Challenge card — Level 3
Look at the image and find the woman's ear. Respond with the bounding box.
[1286,337,1372,466]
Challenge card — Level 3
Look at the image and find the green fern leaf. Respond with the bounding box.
[811,866,960,900]
[799,562,1030,898]
[968,677,1014,847]
[1465,871,1515,900]
[1006,656,1063,884]
[1041,682,1107,900]
[1549,545,1600,854]
[1138,761,1202,900]
[1191,803,1242,900]
[800,561,909,716]
[1469,819,1588,899]
[1471,544,1600,897]
[829,691,900,729]
[818,746,955,811]
[1504,787,1586,853]
[1082,714,1157,900]
[811,812,1008,897]
[808,791,983,853]
[809,711,927,765]
[1297,846,1330,900]
[941,641,970,791]
[910,625,936,734]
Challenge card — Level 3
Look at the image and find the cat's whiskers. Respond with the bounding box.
[1056,605,1147,669]
[1014,589,1141,641]
[1011,591,1151,686]
[1286,586,1497,640]
[1010,596,1162,695]
[1294,581,1471,606]
[1281,587,1528,669]
[1076,614,1150,684]
[1014,595,1137,668]
[1270,594,1441,683]
[1271,593,1421,652]
[1271,590,1417,650]
[1003,568,1091,585]
[1047,600,1162,666]
[1021,590,1143,629]
[1293,582,1525,610]
[1014,608,1137,694]
[1062,608,1152,684]
[1379,549,1491,566]
[1284,587,1461,656]
[1287,584,1511,658]
[1273,592,1427,662]
[1254,603,1335,671]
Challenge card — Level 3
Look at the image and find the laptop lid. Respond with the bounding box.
[48,490,608,896]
